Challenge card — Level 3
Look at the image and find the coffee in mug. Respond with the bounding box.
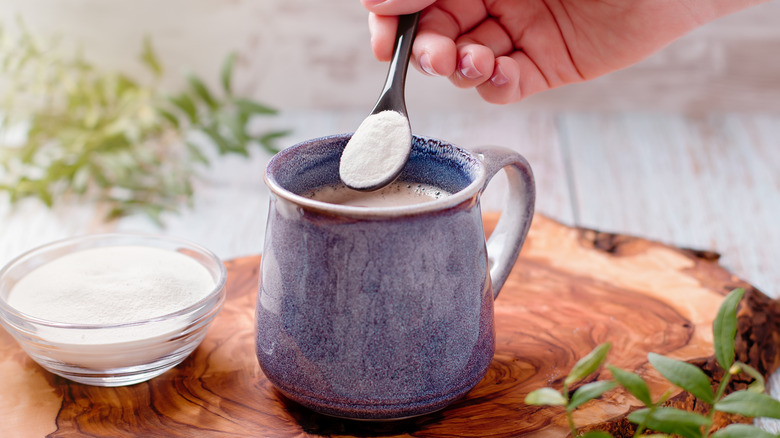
[303,181,450,207]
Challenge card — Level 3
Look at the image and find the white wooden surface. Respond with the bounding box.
[3,108,776,292]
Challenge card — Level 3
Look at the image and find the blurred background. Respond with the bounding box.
[2,0,779,113]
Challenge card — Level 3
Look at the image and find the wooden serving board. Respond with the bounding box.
[1,214,778,437]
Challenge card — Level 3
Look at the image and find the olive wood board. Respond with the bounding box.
[1,213,778,437]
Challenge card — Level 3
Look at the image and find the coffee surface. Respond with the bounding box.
[304,181,450,207]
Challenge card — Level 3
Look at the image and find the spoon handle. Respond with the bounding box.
[371,12,421,116]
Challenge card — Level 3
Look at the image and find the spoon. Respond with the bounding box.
[339,12,420,191]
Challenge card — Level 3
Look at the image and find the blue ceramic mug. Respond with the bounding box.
[256,134,535,420]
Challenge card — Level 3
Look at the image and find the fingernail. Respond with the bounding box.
[362,0,387,6]
[419,53,438,76]
[490,64,509,87]
[458,54,482,80]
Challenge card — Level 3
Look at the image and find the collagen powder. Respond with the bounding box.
[8,245,215,325]
[5,245,216,369]
[339,110,412,189]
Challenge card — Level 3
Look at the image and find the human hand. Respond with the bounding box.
[362,0,757,104]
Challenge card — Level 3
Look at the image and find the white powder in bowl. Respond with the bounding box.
[4,244,220,371]
[339,110,412,190]
[8,245,215,325]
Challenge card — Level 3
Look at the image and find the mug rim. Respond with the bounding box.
[264,134,487,218]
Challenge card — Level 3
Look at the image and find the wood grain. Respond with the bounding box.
[1,213,778,437]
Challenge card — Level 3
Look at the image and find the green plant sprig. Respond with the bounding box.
[525,288,780,438]
[0,21,289,224]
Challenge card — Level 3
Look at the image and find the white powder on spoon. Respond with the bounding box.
[339,110,412,190]
[8,245,215,325]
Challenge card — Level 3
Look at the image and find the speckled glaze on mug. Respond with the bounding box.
[256,134,534,420]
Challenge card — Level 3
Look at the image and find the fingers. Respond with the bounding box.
[418,17,556,103]
[446,18,514,90]
[456,18,514,56]
[476,53,552,104]
[411,30,458,77]
[366,0,440,62]
[476,57,521,104]
[368,10,463,86]
[368,1,476,79]
[369,15,461,79]
[361,0,437,15]
[363,0,555,104]
[449,44,495,88]
[368,13,398,61]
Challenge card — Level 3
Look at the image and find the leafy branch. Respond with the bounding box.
[0,21,289,224]
[525,288,780,438]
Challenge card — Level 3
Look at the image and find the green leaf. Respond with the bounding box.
[139,36,163,77]
[96,132,132,153]
[648,353,715,404]
[711,424,779,438]
[186,141,210,166]
[234,98,277,115]
[713,288,746,371]
[580,432,614,438]
[715,391,780,419]
[168,93,198,123]
[106,205,129,221]
[72,167,90,193]
[220,110,250,144]
[627,407,710,438]
[157,108,180,129]
[143,204,165,226]
[730,361,766,393]
[608,365,653,406]
[568,380,617,411]
[187,73,217,109]
[202,124,244,156]
[46,160,76,181]
[524,388,567,406]
[114,74,139,98]
[256,129,290,154]
[565,343,611,387]
[0,21,288,225]
[16,179,52,206]
[221,52,236,95]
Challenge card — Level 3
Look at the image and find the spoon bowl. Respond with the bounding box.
[339,12,420,191]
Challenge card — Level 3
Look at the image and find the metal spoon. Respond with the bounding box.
[339,12,420,191]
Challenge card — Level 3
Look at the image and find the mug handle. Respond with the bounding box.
[473,146,536,299]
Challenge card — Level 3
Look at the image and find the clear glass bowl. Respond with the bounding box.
[0,233,227,386]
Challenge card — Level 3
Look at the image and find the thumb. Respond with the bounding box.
[361,0,437,15]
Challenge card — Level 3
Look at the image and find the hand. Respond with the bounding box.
[362,0,758,104]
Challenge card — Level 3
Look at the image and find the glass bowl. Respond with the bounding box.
[0,233,227,387]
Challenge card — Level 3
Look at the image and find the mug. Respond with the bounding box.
[256,134,535,420]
